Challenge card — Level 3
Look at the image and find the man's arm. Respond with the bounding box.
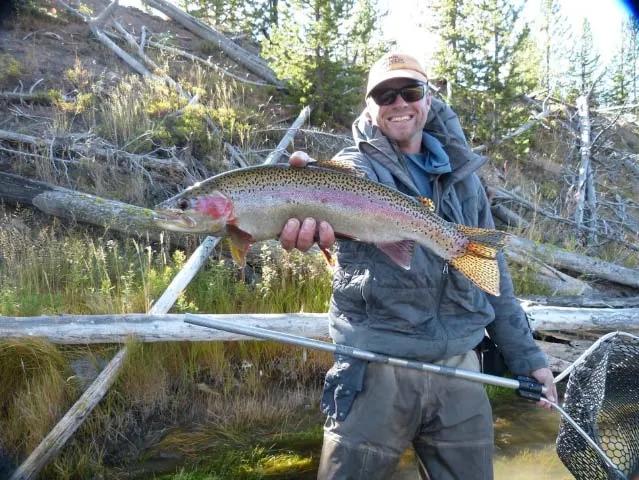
[476,179,557,407]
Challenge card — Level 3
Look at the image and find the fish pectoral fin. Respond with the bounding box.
[320,246,336,269]
[450,253,500,296]
[227,225,254,267]
[375,240,415,270]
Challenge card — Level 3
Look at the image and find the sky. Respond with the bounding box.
[380,0,634,69]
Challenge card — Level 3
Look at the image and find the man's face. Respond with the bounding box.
[366,78,431,154]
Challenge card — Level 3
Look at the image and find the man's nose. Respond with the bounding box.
[390,93,408,107]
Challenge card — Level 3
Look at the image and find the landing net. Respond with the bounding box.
[556,332,639,480]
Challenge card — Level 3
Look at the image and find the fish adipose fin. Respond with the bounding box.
[376,240,415,269]
[451,225,510,296]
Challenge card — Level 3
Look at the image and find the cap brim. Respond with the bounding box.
[366,69,429,97]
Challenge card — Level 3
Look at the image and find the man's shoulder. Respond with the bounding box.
[333,146,376,179]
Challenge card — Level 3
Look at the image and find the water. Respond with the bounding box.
[392,400,572,479]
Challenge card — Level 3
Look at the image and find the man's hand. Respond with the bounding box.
[279,151,336,252]
[530,367,557,410]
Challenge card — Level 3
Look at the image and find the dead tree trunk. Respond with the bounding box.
[509,235,639,290]
[574,94,597,244]
[144,0,282,87]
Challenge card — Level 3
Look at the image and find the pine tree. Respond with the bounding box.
[537,0,572,95]
[179,0,284,42]
[262,0,384,125]
[433,0,538,144]
[567,19,601,102]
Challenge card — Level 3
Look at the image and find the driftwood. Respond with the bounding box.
[491,204,530,229]
[143,0,282,87]
[0,128,186,175]
[509,235,639,289]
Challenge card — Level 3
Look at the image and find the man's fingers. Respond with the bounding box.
[296,217,317,251]
[280,218,301,251]
[289,151,315,168]
[318,221,336,249]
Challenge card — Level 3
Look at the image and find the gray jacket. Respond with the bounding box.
[328,98,547,375]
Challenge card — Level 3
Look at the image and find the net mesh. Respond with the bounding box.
[556,333,639,480]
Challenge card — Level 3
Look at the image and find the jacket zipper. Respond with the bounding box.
[436,261,449,324]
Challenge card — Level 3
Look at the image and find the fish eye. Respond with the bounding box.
[177,198,189,211]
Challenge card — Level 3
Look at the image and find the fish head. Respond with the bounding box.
[154,190,234,234]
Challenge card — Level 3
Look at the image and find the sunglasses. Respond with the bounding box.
[369,83,427,106]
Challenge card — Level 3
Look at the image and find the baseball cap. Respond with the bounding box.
[366,52,429,97]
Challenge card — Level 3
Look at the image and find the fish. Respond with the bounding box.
[153,164,509,296]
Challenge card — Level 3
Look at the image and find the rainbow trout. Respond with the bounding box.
[153,164,508,295]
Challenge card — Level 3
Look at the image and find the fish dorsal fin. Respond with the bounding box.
[417,196,435,212]
[375,240,415,270]
[313,158,364,177]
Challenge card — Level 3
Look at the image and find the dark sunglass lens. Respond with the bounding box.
[400,85,425,102]
[374,89,398,106]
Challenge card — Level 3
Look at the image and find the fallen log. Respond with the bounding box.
[144,0,282,87]
[510,235,639,290]
[521,295,639,308]
[0,171,162,236]
[505,249,593,296]
[0,313,328,343]
[1,306,637,343]
[526,305,639,335]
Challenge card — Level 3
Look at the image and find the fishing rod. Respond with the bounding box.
[183,315,625,478]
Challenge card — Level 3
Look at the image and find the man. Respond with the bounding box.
[280,52,557,480]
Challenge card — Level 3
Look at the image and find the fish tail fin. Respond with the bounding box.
[450,254,501,296]
[450,225,510,296]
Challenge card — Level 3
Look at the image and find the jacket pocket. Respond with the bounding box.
[320,355,367,421]
[366,285,441,335]
[441,268,486,315]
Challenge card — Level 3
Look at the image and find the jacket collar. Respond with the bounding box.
[352,112,486,189]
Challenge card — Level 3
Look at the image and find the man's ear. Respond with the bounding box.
[363,105,373,122]
[424,93,433,109]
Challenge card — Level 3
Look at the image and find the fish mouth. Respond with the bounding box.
[153,209,200,231]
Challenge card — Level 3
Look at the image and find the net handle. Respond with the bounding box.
[554,331,639,384]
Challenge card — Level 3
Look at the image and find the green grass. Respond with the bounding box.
[0,208,334,478]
